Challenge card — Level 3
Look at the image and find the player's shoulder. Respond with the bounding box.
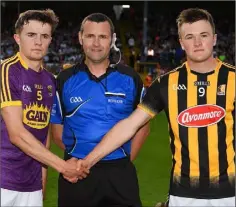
[157,62,186,82]
[220,60,235,72]
[1,54,21,75]
[57,63,78,81]
[1,54,19,67]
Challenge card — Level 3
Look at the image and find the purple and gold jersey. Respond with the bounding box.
[0,53,56,192]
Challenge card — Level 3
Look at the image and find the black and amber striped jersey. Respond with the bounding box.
[138,59,235,199]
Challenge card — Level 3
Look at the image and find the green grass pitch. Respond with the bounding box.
[44,111,171,207]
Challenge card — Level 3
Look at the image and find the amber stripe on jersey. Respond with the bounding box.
[225,70,235,184]
[216,67,229,187]
[206,64,220,185]
[1,56,19,102]
[168,70,181,180]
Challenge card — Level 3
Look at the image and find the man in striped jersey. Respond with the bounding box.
[0,9,86,207]
[80,8,235,206]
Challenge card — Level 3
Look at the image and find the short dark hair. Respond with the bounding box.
[80,13,114,35]
[176,8,215,38]
[15,9,59,34]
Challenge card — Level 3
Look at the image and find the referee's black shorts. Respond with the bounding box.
[58,154,142,207]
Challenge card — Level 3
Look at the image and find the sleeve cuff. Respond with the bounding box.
[137,104,156,118]
[1,101,22,108]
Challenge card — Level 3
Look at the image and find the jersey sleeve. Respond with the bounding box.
[138,78,164,118]
[133,72,145,108]
[0,63,22,108]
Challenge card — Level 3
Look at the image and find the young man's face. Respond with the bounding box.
[179,20,217,63]
[14,20,52,61]
[79,20,112,64]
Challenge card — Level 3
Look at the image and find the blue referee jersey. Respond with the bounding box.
[50,61,145,160]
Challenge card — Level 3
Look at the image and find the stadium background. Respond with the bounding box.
[1,1,235,206]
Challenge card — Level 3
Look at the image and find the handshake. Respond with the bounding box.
[61,157,91,183]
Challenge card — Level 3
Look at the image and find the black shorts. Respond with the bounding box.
[58,154,142,207]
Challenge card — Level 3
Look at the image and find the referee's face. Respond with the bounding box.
[179,20,217,63]
[79,21,112,64]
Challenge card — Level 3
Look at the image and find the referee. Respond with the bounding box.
[50,13,149,207]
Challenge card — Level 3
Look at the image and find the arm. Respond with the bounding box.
[42,128,51,200]
[51,123,65,150]
[1,105,81,178]
[85,108,151,167]
[130,122,150,161]
[129,72,150,161]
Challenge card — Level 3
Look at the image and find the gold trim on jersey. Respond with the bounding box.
[1,101,22,108]
[225,71,235,177]
[17,52,28,69]
[159,62,185,79]
[1,56,19,102]
[222,62,236,70]
[185,58,222,73]
[137,104,156,117]
[6,58,19,101]
[0,54,17,65]
[168,71,182,177]
[16,52,45,71]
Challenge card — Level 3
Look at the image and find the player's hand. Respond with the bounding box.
[62,158,82,183]
[62,160,79,183]
[62,158,90,183]
[76,159,90,179]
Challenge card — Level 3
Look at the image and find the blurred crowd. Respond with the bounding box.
[127,11,235,70]
[1,9,235,76]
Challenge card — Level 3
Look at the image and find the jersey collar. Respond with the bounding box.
[78,56,117,81]
[17,52,44,71]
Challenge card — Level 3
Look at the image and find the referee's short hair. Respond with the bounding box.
[176,8,215,38]
[15,9,59,34]
[80,13,114,35]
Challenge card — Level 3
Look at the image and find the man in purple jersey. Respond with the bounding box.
[0,9,88,207]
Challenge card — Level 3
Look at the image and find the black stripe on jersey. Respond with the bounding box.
[216,68,229,186]
[1,56,18,102]
[177,68,190,185]
[197,74,210,189]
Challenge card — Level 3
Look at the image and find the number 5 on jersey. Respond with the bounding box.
[37,90,42,100]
